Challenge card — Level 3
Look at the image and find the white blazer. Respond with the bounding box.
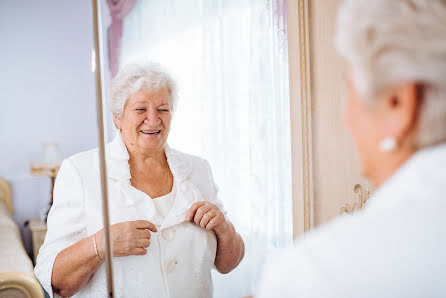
[257,142,446,298]
[35,133,226,298]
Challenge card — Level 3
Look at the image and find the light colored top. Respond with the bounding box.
[257,142,446,298]
[152,186,176,219]
[35,133,226,298]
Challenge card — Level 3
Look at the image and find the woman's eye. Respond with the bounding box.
[135,108,146,112]
[158,109,169,112]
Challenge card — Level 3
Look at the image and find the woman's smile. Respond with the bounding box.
[139,128,163,140]
[140,129,162,135]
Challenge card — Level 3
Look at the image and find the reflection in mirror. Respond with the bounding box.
[100,0,292,297]
[0,0,292,297]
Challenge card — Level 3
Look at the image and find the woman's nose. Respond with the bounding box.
[144,109,161,126]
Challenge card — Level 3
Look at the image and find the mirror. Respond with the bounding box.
[99,1,292,297]
[0,1,292,297]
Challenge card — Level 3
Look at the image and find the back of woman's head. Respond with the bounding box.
[336,0,446,148]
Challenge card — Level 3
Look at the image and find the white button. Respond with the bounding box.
[163,259,177,273]
[162,228,176,241]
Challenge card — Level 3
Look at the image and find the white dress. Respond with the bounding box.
[257,142,446,298]
[35,133,226,298]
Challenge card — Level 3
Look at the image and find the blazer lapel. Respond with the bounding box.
[160,180,204,229]
[96,133,204,229]
[161,146,206,229]
[95,133,160,224]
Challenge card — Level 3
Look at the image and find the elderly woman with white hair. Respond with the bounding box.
[35,63,244,298]
[257,0,446,297]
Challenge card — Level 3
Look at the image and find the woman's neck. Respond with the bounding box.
[371,148,414,188]
[128,149,168,172]
[127,148,173,197]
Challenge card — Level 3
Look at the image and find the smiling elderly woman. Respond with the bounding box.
[34,63,244,298]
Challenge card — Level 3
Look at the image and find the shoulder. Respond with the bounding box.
[168,147,209,167]
[258,192,446,297]
[167,146,212,178]
[167,146,219,202]
[58,147,99,181]
[257,214,371,297]
[257,244,332,298]
[65,147,99,167]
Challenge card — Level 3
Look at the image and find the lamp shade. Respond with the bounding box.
[42,143,63,166]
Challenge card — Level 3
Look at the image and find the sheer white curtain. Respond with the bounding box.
[120,0,292,296]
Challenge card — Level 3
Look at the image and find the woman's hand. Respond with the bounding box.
[96,220,157,258]
[186,201,228,235]
[186,201,244,274]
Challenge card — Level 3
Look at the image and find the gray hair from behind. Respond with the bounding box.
[110,63,179,117]
[335,0,446,149]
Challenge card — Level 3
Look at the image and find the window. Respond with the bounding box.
[120,0,291,296]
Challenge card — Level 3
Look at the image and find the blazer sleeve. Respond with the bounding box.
[34,158,88,298]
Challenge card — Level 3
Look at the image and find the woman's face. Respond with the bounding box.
[114,87,172,156]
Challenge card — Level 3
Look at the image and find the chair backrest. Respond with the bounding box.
[0,287,28,298]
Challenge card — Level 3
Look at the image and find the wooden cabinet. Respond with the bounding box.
[29,219,47,264]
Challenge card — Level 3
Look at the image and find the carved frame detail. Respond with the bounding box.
[340,184,371,214]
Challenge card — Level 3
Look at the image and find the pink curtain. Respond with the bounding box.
[107,0,137,77]
[274,0,287,34]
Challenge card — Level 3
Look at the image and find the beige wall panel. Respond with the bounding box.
[309,0,370,226]
[287,0,371,236]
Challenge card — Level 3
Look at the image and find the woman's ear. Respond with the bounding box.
[113,113,122,131]
[383,82,419,145]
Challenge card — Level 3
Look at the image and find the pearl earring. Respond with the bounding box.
[379,137,397,152]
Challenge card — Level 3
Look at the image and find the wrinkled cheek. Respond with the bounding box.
[163,125,171,141]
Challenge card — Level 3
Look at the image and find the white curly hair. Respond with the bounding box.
[335,0,446,148]
[110,63,178,117]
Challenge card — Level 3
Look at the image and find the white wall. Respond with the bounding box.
[0,0,112,254]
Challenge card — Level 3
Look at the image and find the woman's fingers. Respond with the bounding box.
[110,220,157,257]
[137,229,152,240]
[199,208,217,228]
[205,215,220,231]
[135,220,157,232]
[187,201,226,231]
[136,238,150,248]
[194,205,213,225]
[133,247,147,255]
[186,201,207,221]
